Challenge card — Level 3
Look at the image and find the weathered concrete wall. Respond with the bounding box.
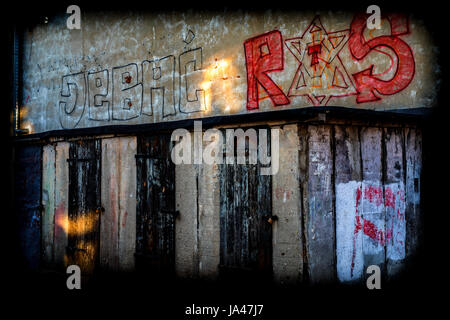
[272,124,302,284]
[21,10,438,134]
[197,162,221,279]
[175,160,198,278]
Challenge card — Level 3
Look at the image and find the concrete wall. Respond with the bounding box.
[20,10,438,134]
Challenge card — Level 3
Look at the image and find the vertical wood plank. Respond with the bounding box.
[136,134,176,272]
[334,126,363,282]
[54,142,69,268]
[360,127,385,275]
[14,145,42,270]
[67,139,101,275]
[303,124,335,283]
[384,127,406,278]
[405,127,422,261]
[42,144,56,266]
[219,128,272,276]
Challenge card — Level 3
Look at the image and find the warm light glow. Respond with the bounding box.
[55,212,69,234]
[202,58,238,114]
[56,211,98,236]
[22,121,34,134]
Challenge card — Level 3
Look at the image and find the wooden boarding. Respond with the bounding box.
[54,142,70,268]
[335,126,363,282]
[300,124,335,283]
[42,144,56,266]
[405,128,422,261]
[136,133,176,274]
[67,139,102,275]
[384,127,406,278]
[15,145,42,270]
[219,128,272,277]
[101,137,137,271]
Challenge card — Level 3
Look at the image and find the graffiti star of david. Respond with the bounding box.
[285,16,357,106]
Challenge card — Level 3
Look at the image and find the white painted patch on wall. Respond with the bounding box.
[336,180,406,282]
[336,180,363,282]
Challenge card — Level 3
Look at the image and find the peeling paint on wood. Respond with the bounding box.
[42,144,56,265]
[67,139,102,275]
[136,133,176,273]
[54,142,69,268]
[405,128,422,261]
[300,125,335,283]
[101,136,137,271]
[219,128,272,277]
[384,128,406,277]
[15,145,42,270]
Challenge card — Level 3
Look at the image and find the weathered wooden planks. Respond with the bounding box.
[67,139,102,275]
[219,128,272,276]
[54,142,70,268]
[101,137,137,271]
[299,124,335,283]
[405,127,422,261]
[360,127,385,277]
[31,122,423,283]
[333,126,419,283]
[335,126,363,282]
[136,133,176,273]
[42,144,56,266]
[14,144,42,270]
[384,127,406,278]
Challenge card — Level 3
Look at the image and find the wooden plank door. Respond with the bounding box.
[219,129,273,277]
[66,139,102,275]
[14,144,42,270]
[135,133,176,274]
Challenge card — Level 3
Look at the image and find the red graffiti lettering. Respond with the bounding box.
[244,30,290,110]
[363,185,383,206]
[348,13,415,103]
[384,186,396,210]
[350,185,405,277]
[307,43,322,66]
